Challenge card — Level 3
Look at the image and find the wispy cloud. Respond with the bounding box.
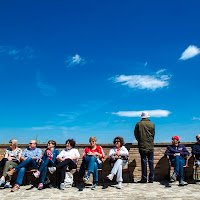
[31,126,54,130]
[192,117,200,121]
[112,109,171,118]
[0,45,34,60]
[65,54,86,67]
[110,69,171,91]
[36,71,56,96]
[179,45,200,60]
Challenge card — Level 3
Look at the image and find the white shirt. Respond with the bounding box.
[57,148,80,163]
[109,146,129,157]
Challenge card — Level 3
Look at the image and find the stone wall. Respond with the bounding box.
[0,143,196,182]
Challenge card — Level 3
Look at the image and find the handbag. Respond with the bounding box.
[64,172,73,187]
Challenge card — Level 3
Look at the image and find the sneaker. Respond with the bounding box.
[33,171,40,178]
[171,172,177,181]
[4,181,11,188]
[0,178,5,187]
[107,174,114,181]
[179,180,185,186]
[83,175,90,182]
[116,182,122,189]
[11,184,20,192]
[91,183,97,190]
[7,169,15,176]
[48,167,56,174]
[38,183,43,190]
[60,183,65,190]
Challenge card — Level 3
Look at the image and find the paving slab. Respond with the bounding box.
[0,182,200,200]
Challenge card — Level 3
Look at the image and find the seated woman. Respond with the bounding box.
[0,139,22,188]
[56,139,80,190]
[165,136,189,186]
[107,136,129,189]
[79,137,105,190]
[33,140,59,190]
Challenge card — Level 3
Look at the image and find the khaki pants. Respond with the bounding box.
[3,161,18,180]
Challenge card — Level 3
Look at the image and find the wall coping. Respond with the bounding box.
[0,142,196,148]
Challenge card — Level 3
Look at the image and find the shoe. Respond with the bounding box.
[4,181,11,188]
[60,183,64,190]
[107,174,114,181]
[138,179,147,183]
[38,183,43,190]
[0,178,5,186]
[171,172,177,181]
[148,179,154,183]
[83,175,90,182]
[11,184,20,192]
[33,171,40,178]
[179,180,185,186]
[91,183,97,190]
[48,167,56,174]
[7,169,15,176]
[116,182,122,189]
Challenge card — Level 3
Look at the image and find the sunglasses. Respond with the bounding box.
[90,140,96,142]
[9,141,12,144]
[115,141,120,143]
[48,142,52,145]
[29,143,35,145]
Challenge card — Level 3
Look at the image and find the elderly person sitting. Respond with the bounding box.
[79,137,105,190]
[7,140,42,192]
[56,139,80,190]
[165,136,189,186]
[0,139,22,188]
[192,134,200,166]
[107,136,129,189]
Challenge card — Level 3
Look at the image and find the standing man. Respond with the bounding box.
[7,140,42,192]
[134,111,155,183]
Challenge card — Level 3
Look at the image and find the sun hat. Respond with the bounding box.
[141,111,150,118]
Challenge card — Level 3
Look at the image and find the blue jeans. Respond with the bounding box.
[39,158,54,183]
[171,155,185,180]
[140,152,154,181]
[79,156,102,183]
[14,157,37,186]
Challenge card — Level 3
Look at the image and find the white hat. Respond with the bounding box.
[141,111,150,118]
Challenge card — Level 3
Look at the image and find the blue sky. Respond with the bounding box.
[0,0,200,144]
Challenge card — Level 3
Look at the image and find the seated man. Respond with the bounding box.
[165,136,189,186]
[7,140,42,192]
[192,134,200,166]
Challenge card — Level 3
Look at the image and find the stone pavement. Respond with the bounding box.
[0,181,200,200]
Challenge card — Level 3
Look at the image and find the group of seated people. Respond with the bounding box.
[0,134,199,191]
[0,136,128,192]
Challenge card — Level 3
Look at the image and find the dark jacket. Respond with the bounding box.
[42,148,59,163]
[134,118,155,153]
[165,144,189,160]
[192,142,200,160]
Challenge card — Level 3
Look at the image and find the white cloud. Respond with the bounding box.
[31,126,54,130]
[65,54,86,67]
[0,45,34,60]
[192,117,200,121]
[112,109,171,118]
[156,69,166,74]
[179,45,200,60]
[110,69,171,91]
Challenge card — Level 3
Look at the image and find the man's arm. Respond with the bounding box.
[134,123,139,141]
